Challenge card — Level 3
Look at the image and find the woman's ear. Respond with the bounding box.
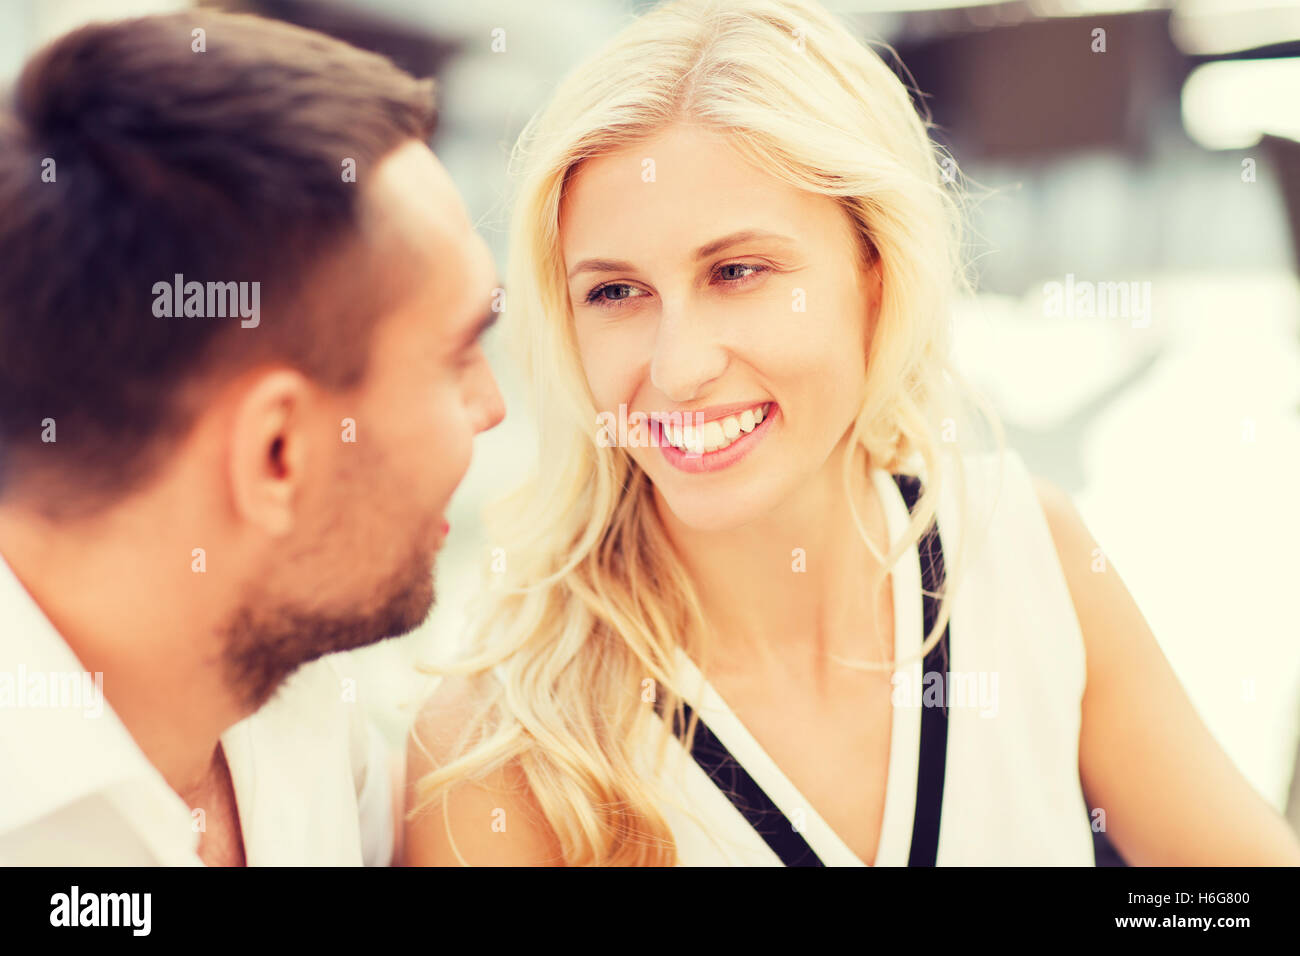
[862,256,884,349]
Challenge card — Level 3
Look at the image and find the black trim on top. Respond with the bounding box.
[658,472,951,867]
[892,473,951,868]
[662,699,823,866]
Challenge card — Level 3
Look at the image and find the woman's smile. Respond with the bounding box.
[651,401,779,473]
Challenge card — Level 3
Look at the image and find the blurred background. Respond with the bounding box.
[4,0,1299,863]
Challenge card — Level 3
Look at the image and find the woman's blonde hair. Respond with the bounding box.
[411,0,1005,865]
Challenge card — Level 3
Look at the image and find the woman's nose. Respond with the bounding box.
[649,306,728,403]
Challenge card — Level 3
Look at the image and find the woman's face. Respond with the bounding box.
[560,122,879,531]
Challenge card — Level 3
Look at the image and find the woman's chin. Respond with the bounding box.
[652,484,775,535]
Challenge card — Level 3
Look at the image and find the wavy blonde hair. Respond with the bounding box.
[411,0,1006,865]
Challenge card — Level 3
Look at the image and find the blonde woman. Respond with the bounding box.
[403,0,1300,866]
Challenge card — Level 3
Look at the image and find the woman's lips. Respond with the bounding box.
[653,403,778,474]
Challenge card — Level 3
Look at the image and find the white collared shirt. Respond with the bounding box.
[0,552,394,866]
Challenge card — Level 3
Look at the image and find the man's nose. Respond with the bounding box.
[474,357,506,433]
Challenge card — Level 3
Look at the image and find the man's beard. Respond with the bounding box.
[219,544,436,711]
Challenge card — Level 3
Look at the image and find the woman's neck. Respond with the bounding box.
[655,440,894,678]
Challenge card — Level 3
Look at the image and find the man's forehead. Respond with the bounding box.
[361,141,474,260]
[359,149,492,304]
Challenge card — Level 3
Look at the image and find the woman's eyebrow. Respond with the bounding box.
[566,230,797,281]
[692,229,797,260]
[567,257,634,280]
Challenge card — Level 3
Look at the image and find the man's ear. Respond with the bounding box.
[227,369,313,536]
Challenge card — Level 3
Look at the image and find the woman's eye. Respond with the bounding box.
[584,283,644,307]
[582,263,767,309]
[715,262,766,283]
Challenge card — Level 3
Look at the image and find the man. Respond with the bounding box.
[0,11,504,865]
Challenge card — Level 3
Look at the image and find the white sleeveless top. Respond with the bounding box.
[648,447,1097,866]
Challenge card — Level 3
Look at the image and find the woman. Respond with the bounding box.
[402,0,1300,866]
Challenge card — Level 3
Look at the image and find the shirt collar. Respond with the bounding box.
[0,549,198,857]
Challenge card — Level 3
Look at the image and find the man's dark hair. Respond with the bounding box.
[0,11,437,511]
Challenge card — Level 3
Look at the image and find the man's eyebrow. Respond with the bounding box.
[459,305,498,349]
[565,230,797,281]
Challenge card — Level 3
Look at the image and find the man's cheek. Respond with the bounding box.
[429,408,473,493]
[453,426,474,486]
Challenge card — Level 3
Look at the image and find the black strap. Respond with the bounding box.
[893,473,950,867]
[663,700,823,866]
[661,472,951,866]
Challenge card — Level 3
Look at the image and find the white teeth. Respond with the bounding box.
[661,402,772,455]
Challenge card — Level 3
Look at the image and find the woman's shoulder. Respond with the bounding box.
[898,445,1034,564]
[409,673,497,767]
[929,447,1091,672]
[938,445,1085,576]
[403,673,564,866]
